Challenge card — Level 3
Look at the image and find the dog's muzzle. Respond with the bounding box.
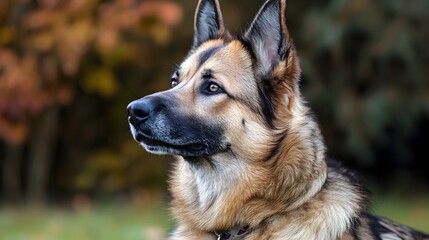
[127,94,226,157]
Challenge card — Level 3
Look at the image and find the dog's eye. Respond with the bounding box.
[201,81,225,95]
[208,82,221,93]
[171,78,179,88]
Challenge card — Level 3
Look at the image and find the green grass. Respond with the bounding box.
[0,194,428,240]
[0,202,173,240]
[371,192,429,233]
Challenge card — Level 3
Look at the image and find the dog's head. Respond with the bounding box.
[127,0,303,161]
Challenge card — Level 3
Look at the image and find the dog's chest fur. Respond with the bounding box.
[170,159,365,240]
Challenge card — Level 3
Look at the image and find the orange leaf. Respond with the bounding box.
[139,1,183,27]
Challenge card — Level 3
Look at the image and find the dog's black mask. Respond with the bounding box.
[127,91,226,157]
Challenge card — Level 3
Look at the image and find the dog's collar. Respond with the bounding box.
[214,226,250,240]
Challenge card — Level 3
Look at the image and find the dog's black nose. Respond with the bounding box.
[127,99,151,124]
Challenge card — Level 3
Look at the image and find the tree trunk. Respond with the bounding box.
[27,106,59,206]
[2,143,23,204]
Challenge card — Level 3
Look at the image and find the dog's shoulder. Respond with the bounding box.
[326,160,429,240]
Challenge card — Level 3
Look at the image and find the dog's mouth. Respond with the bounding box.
[135,132,207,157]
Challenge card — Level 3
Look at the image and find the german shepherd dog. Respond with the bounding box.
[127,0,429,239]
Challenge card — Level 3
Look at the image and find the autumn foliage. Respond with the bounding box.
[0,0,428,204]
[0,0,183,203]
[0,0,182,144]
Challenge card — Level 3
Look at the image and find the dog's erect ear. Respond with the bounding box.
[244,0,291,76]
[193,0,227,48]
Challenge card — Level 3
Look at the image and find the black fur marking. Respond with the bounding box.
[365,213,386,240]
[242,119,246,127]
[350,217,361,240]
[198,45,225,69]
[258,79,276,128]
[266,131,287,161]
[364,212,429,239]
[202,69,213,79]
[170,115,226,157]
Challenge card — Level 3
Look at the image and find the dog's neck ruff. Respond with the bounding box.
[214,226,250,240]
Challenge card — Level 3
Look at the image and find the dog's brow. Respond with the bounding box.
[197,45,225,69]
[201,69,213,79]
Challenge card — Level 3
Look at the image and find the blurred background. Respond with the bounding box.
[0,0,428,239]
